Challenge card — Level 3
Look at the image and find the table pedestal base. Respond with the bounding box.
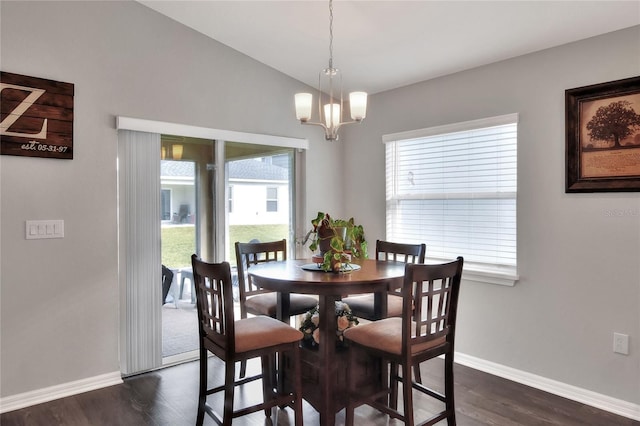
[283,344,385,425]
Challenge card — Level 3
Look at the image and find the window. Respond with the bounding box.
[226,150,294,264]
[228,185,233,213]
[160,189,171,221]
[384,113,518,285]
[266,186,278,212]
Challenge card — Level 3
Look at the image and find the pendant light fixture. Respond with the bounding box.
[294,0,367,141]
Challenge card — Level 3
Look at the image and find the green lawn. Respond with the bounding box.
[161,226,195,268]
[162,224,289,268]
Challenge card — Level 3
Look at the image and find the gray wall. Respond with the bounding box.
[343,26,640,404]
[1,0,638,410]
[0,0,341,398]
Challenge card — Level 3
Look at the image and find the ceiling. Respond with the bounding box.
[139,1,640,95]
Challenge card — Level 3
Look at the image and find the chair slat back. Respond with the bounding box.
[401,258,463,352]
[377,240,426,300]
[235,239,287,302]
[191,255,235,356]
[376,240,426,264]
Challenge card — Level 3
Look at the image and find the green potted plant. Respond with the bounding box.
[302,212,367,272]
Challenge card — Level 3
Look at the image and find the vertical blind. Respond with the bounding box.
[118,130,162,375]
[384,114,518,269]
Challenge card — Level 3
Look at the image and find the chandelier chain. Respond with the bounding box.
[328,0,334,70]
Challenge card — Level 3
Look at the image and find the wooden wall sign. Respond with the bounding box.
[1,71,74,159]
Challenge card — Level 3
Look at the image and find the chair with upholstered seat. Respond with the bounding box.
[343,240,426,320]
[191,254,303,426]
[342,240,427,382]
[235,239,318,377]
[343,257,464,426]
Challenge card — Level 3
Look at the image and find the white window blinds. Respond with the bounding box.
[384,114,518,273]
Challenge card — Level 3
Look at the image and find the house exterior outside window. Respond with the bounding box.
[266,186,278,212]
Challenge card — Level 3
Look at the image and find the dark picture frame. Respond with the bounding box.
[565,76,640,192]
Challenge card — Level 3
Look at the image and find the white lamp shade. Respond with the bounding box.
[324,103,341,128]
[349,92,367,120]
[295,93,313,121]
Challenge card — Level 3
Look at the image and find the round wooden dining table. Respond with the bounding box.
[248,258,406,426]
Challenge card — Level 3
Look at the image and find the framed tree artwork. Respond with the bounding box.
[565,76,640,192]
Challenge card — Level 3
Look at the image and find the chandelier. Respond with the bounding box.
[294,0,367,141]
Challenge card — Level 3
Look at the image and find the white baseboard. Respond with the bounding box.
[0,371,123,414]
[455,352,640,421]
[2,356,638,421]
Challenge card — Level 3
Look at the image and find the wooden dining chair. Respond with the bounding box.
[343,257,464,426]
[191,255,304,426]
[342,240,426,320]
[344,240,426,383]
[235,239,317,377]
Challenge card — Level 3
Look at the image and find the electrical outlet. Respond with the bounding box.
[613,333,629,355]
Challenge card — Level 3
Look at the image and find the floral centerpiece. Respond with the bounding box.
[299,301,359,348]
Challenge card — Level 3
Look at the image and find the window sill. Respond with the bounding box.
[462,266,519,286]
[426,257,518,286]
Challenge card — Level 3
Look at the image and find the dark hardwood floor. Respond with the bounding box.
[2,357,637,426]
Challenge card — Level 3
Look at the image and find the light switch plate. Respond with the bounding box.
[26,220,64,239]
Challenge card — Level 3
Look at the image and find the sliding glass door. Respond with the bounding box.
[117,117,307,376]
[159,137,297,363]
[160,136,215,361]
